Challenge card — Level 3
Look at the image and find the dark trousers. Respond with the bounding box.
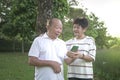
[68,77,93,80]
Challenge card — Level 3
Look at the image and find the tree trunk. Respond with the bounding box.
[36,0,53,35]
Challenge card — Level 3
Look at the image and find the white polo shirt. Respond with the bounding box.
[28,33,67,80]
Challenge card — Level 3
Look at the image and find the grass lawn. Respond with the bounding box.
[0,52,68,80]
[1,48,120,80]
[0,52,34,80]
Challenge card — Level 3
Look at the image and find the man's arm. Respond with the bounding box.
[64,51,77,65]
[64,58,75,65]
[28,56,61,73]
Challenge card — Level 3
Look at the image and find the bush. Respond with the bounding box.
[0,39,31,52]
[94,48,120,80]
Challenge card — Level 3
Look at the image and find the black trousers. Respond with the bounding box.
[68,77,93,80]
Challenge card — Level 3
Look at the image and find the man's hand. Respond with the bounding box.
[28,56,61,73]
[50,61,61,73]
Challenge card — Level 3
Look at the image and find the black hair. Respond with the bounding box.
[73,17,88,29]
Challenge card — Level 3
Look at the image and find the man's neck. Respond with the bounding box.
[46,32,56,40]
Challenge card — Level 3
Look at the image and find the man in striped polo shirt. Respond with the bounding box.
[66,17,96,80]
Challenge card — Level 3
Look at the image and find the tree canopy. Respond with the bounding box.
[0,0,118,52]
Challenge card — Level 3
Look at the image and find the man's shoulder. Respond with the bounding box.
[57,38,65,43]
[33,34,44,41]
[66,38,74,43]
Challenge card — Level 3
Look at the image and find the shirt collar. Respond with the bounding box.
[42,33,59,40]
[73,36,87,41]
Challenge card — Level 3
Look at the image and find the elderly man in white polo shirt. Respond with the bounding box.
[28,18,74,80]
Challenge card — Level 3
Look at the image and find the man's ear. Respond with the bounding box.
[46,19,50,29]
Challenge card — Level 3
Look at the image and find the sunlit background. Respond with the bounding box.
[75,0,120,37]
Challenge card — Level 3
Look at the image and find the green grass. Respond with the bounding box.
[0,52,68,80]
[0,48,120,80]
[94,48,120,80]
[0,53,34,80]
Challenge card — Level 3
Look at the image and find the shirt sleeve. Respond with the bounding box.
[89,38,96,61]
[28,38,40,57]
[66,40,72,51]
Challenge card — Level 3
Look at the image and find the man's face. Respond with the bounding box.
[48,20,63,39]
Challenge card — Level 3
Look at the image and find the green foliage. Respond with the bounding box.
[0,0,12,39]
[62,20,73,41]
[86,13,99,38]
[1,0,69,39]
[68,7,85,19]
[0,0,11,20]
[0,38,30,52]
[108,37,120,48]
[0,0,37,53]
[0,0,119,50]
[94,48,120,80]
[5,0,37,40]
[52,0,69,19]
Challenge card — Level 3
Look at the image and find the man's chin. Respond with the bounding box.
[56,34,60,36]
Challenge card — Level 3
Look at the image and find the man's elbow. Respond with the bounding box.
[28,57,35,66]
[65,61,70,65]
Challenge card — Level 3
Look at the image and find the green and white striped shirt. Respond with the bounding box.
[66,36,96,79]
